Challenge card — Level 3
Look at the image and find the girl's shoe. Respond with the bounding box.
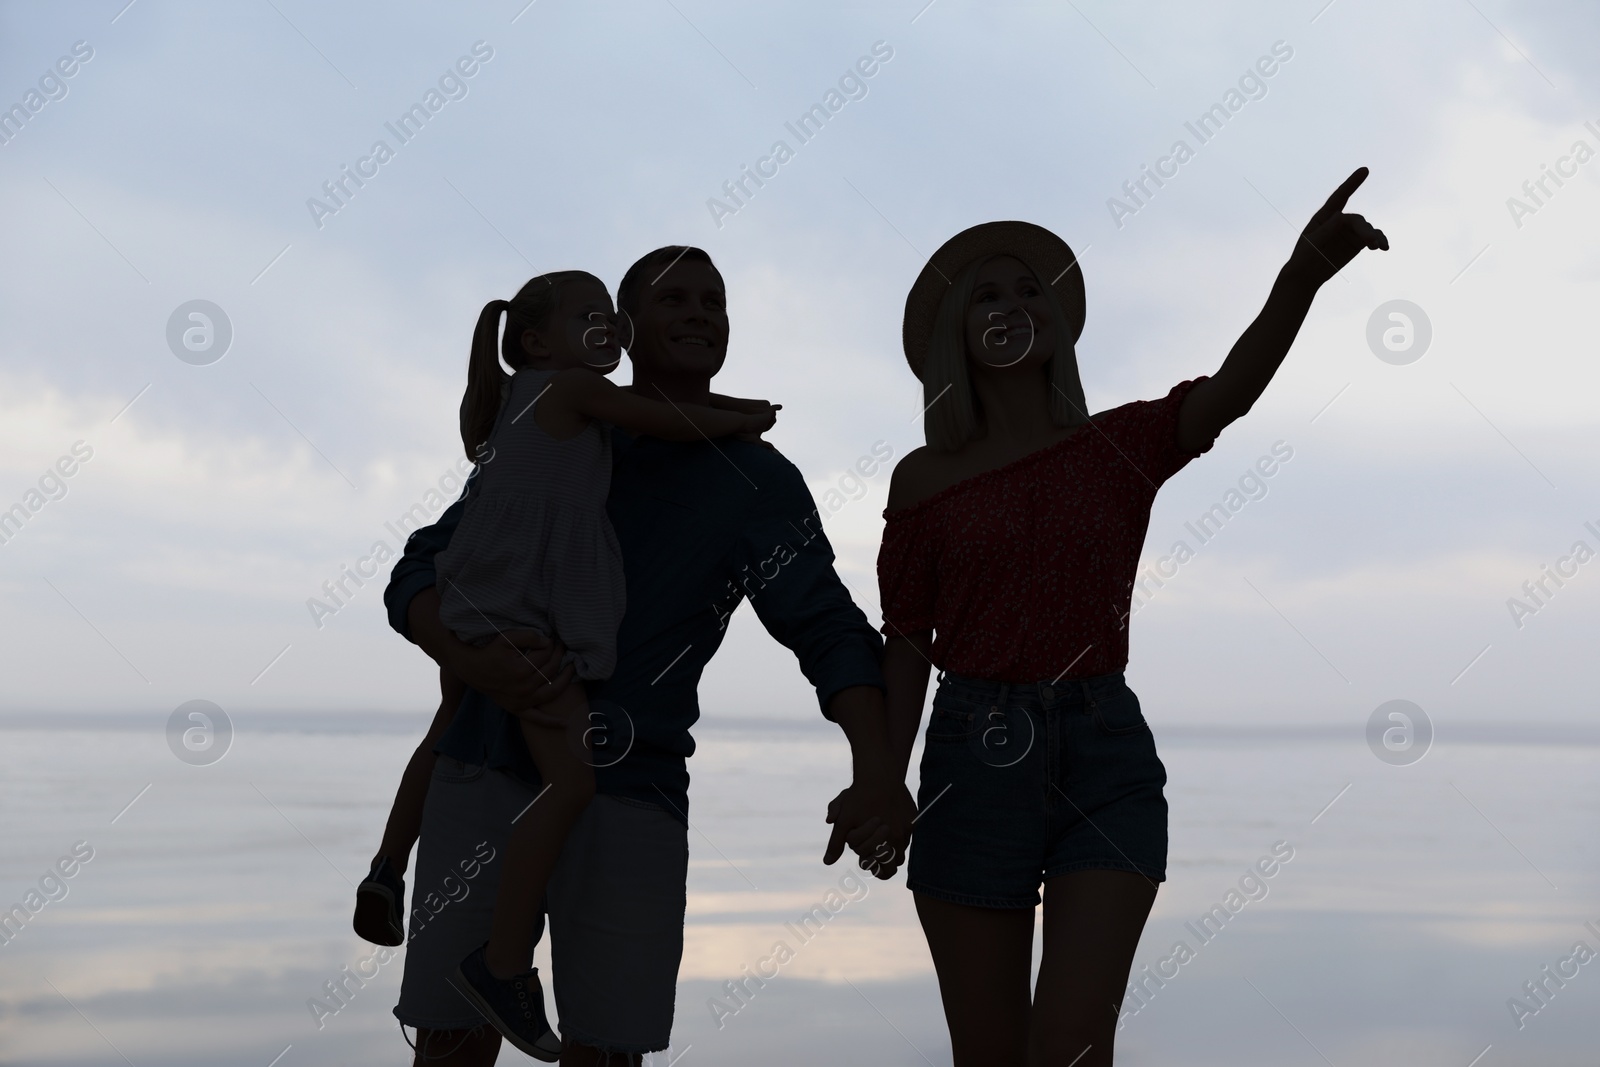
[454,943,562,1061]
[352,856,406,946]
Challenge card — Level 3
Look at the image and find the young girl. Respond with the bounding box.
[354,270,777,1060]
[879,171,1385,1066]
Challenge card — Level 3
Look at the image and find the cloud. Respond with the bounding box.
[2,3,1597,720]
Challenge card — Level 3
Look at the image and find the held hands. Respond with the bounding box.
[1284,166,1389,290]
[823,776,917,880]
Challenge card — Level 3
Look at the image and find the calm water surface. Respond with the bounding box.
[2,714,1596,1065]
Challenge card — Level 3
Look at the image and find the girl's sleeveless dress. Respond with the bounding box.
[435,367,626,681]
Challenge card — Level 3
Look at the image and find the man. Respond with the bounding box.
[383,246,916,1065]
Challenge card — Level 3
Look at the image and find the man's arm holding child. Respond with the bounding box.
[385,498,572,712]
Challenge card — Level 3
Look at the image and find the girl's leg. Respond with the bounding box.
[376,668,466,874]
[1029,870,1158,1067]
[484,681,596,978]
[914,891,1035,1067]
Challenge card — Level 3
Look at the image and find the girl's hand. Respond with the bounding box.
[1284,167,1388,290]
[739,404,780,436]
[710,393,778,414]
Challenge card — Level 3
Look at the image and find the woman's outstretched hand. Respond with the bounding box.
[1175,167,1390,451]
[1284,166,1389,289]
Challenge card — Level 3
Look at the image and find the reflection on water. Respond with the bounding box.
[1,715,1596,1065]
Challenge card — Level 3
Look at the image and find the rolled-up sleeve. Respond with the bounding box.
[383,497,466,643]
[737,464,884,720]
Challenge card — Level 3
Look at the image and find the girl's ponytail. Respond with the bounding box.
[461,298,511,462]
[459,270,605,462]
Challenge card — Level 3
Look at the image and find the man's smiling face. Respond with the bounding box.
[627,259,729,378]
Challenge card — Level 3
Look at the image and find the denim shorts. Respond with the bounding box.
[907,671,1168,909]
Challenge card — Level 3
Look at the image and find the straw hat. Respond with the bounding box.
[901,221,1086,381]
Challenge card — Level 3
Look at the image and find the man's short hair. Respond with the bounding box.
[617,246,722,327]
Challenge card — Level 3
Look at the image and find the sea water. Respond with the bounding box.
[1,714,1596,1065]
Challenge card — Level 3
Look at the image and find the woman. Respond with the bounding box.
[878,169,1387,1065]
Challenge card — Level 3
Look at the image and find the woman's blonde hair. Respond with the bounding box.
[921,254,1089,453]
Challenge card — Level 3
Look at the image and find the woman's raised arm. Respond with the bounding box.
[1177,166,1388,452]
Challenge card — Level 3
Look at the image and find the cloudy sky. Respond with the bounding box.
[3,0,1598,733]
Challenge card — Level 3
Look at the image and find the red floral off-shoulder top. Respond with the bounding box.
[876,377,1213,682]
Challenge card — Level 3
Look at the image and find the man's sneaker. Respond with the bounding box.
[352,857,406,946]
[454,943,562,1062]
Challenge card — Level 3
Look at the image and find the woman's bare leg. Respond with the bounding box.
[483,682,596,978]
[1028,870,1158,1067]
[914,891,1035,1066]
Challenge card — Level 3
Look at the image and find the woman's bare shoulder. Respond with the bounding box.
[888,446,967,513]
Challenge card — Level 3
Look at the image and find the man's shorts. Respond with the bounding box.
[394,756,690,1055]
